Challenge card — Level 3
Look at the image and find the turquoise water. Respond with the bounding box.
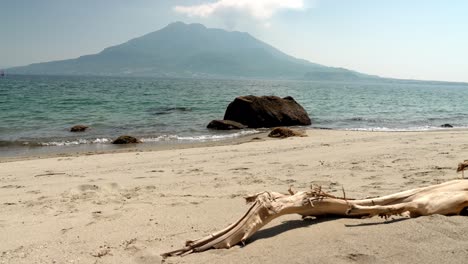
[1,75,468,153]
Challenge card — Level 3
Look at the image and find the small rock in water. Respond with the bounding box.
[441,124,453,128]
[112,135,142,144]
[207,120,247,130]
[70,125,89,132]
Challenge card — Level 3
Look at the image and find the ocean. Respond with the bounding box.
[1,75,468,157]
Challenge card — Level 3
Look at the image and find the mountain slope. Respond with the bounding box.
[9,22,372,80]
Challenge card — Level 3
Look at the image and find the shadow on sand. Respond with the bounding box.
[247,216,411,245]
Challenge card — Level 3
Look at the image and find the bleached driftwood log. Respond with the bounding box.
[162,180,468,258]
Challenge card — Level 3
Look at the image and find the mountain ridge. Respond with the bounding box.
[8,22,377,80]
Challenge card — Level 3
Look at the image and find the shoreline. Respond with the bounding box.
[1,127,466,163]
[0,130,270,163]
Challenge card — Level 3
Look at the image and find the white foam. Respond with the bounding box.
[92,138,111,144]
[141,130,261,143]
[41,138,111,146]
[39,130,261,146]
[343,125,467,132]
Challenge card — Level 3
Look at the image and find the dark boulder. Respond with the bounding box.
[223,95,311,128]
[268,127,306,138]
[441,124,453,128]
[70,125,89,132]
[207,120,247,130]
[112,135,142,144]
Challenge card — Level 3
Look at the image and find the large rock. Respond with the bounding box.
[112,135,142,144]
[207,120,247,130]
[223,95,311,128]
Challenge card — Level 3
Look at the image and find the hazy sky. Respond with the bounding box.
[1,0,467,82]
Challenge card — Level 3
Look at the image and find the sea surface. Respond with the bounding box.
[1,75,468,157]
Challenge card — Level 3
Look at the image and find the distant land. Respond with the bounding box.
[6,22,466,84]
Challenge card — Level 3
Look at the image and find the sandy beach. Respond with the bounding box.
[1,129,468,264]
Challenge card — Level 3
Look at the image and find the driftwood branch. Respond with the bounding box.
[162,180,468,258]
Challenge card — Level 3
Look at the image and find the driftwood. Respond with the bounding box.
[457,160,468,178]
[162,180,468,258]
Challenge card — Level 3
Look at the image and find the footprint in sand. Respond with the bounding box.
[144,185,157,191]
[147,169,165,173]
[133,249,163,264]
[63,182,123,203]
[1,185,24,189]
[283,179,296,184]
[78,184,100,192]
[60,227,73,234]
[238,176,265,185]
[310,180,339,187]
[91,210,123,222]
[34,171,67,177]
[229,167,250,171]
[341,253,377,262]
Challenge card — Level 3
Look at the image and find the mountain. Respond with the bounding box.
[9,22,374,80]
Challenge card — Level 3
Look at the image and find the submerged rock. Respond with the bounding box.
[223,95,311,128]
[70,125,89,132]
[268,127,306,138]
[112,135,142,144]
[441,124,453,128]
[207,120,247,130]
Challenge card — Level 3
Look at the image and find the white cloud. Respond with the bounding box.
[174,0,307,20]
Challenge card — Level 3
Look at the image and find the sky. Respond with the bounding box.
[1,0,467,82]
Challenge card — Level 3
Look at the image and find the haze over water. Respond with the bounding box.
[1,74,468,156]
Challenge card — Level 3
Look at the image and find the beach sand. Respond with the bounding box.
[1,129,467,263]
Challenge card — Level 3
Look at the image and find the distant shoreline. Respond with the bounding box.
[4,73,468,86]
